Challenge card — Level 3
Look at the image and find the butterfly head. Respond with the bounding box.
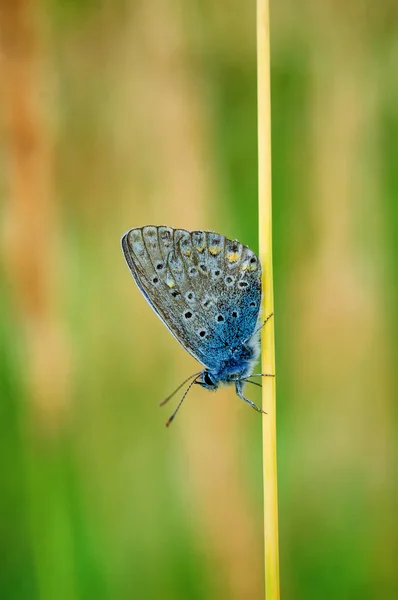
[195,359,252,390]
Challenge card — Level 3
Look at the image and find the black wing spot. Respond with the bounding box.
[156,262,164,270]
[171,289,180,298]
[184,311,193,319]
[238,281,248,288]
[232,311,238,318]
[217,314,224,322]
[189,267,198,276]
[152,276,159,284]
[250,257,257,264]
[225,275,234,286]
[198,329,206,338]
[250,301,256,307]
[199,264,207,273]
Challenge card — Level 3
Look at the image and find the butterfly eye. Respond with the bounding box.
[204,372,214,386]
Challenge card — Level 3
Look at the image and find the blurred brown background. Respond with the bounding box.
[0,1,397,599]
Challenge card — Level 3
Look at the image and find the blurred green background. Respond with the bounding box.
[1,1,397,599]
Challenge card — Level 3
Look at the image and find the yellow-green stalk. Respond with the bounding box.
[257,1,280,598]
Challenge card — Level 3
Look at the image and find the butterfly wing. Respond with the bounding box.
[121,226,262,369]
[196,230,262,355]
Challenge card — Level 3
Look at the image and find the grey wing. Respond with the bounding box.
[188,231,262,349]
[122,226,262,369]
[121,226,220,368]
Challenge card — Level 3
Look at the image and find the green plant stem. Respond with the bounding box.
[257,0,280,598]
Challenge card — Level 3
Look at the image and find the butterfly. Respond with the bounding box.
[121,226,274,426]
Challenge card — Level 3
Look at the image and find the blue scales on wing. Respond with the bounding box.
[121,226,262,371]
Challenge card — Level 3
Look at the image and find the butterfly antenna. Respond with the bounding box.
[243,312,274,344]
[159,372,201,407]
[165,375,200,427]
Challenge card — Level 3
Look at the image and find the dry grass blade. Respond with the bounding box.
[257,0,280,598]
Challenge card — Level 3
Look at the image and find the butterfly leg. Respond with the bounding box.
[244,373,275,379]
[235,382,266,414]
[243,312,274,344]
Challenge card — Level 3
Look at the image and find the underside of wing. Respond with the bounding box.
[121,226,262,369]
